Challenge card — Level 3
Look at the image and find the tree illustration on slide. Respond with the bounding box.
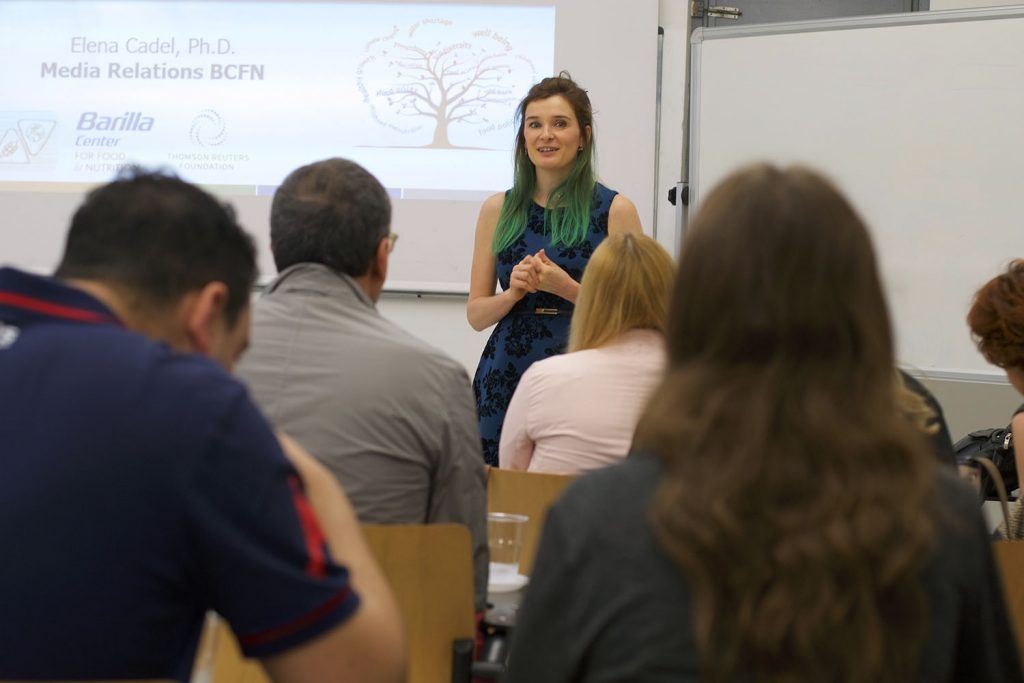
[357,19,537,148]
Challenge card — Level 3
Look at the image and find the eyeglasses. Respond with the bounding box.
[387,232,399,252]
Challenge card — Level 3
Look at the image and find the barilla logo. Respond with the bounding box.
[77,112,154,131]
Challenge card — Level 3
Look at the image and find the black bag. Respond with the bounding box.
[954,426,1016,501]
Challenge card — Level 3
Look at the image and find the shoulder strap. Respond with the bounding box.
[976,456,1011,533]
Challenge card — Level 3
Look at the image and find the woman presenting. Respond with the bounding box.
[467,72,642,466]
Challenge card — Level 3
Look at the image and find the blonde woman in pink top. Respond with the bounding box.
[499,233,675,474]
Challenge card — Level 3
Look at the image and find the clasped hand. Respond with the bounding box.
[509,249,571,299]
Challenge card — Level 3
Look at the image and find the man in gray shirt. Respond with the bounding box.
[237,157,488,609]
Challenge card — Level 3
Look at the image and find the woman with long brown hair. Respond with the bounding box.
[505,164,1020,682]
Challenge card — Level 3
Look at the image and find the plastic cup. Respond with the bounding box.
[488,512,528,580]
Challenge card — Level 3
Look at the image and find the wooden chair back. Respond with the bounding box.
[486,467,575,575]
[362,524,476,683]
[191,612,270,683]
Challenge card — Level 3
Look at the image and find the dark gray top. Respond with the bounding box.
[901,370,956,467]
[507,452,1022,682]
[237,263,488,608]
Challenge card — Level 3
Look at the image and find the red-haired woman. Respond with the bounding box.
[968,259,1024,493]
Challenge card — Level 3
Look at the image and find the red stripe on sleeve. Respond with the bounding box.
[288,474,327,578]
[237,586,354,649]
[0,291,118,324]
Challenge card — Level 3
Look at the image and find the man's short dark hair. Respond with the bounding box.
[54,166,257,324]
[269,158,392,276]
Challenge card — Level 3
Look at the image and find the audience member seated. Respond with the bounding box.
[505,163,1022,682]
[968,259,1024,488]
[0,168,403,682]
[498,232,673,474]
[898,370,956,465]
[236,158,489,610]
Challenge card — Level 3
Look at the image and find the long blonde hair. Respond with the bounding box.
[568,233,675,352]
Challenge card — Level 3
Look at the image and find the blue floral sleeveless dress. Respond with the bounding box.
[473,183,617,466]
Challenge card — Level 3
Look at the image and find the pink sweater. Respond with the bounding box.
[498,329,665,474]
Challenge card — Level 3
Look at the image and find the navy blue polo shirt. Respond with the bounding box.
[0,267,359,680]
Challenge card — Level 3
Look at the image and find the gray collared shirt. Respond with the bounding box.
[237,263,488,608]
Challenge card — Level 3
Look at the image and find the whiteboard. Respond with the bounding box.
[0,0,659,294]
[689,7,1024,380]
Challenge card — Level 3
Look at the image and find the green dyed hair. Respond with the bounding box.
[492,73,598,253]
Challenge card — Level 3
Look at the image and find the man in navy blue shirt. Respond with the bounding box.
[0,169,404,682]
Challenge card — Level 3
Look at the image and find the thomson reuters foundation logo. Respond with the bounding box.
[190,109,226,147]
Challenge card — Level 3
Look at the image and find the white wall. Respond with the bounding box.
[654,0,690,260]
[378,293,487,377]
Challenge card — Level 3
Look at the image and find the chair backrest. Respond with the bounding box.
[362,523,476,683]
[486,467,575,575]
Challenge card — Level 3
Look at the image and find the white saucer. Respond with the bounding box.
[488,573,529,593]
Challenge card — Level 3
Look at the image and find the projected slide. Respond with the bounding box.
[0,1,554,195]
